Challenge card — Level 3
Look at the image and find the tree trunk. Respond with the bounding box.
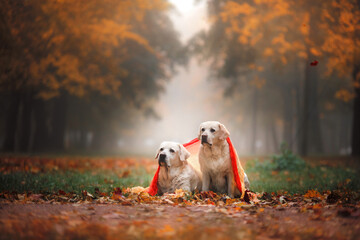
[49,94,67,151]
[282,86,293,148]
[300,63,309,157]
[300,57,323,155]
[270,117,278,152]
[351,0,360,157]
[295,74,302,154]
[91,127,104,151]
[250,88,258,154]
[2,92,21,152]
[79,130,88,149]
[351,67,360,157]
[19,90,33,152]
[32,98,49,152]
[299,11,323,156]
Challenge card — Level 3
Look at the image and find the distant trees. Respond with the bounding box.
[0,0,186,152]
[192,0,359,156]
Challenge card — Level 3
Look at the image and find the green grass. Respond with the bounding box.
[1,163,358,195]
[244,144,360,194]
[1,146,359,195]
[246,159,360,194]
[0,168,153,195]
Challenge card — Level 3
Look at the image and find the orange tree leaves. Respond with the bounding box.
[192,0,359,97]
[0,0,185,101]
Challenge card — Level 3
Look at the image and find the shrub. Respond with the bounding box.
[246,143,306,173]
[271,143,306,171]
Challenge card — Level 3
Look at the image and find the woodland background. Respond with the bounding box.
[0,0,359,157]
[1,1,360,239]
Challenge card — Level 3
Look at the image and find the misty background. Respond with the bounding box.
[0,0,359,157]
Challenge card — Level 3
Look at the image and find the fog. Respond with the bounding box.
[128,1,222,154]
[1,0,358,157]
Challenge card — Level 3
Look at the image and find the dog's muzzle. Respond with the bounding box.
[201,135,208,144]
[158,154,166,166]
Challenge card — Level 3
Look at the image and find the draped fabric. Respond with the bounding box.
[147,137,242,196]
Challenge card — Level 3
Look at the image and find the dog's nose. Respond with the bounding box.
[201,135,208,143]
[158,154,166,164]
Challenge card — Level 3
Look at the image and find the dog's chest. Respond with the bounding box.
[200,147,231,174]
[207,156,231,175]
[158,166,188,192]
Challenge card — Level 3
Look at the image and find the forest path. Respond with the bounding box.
[1,203,359,239]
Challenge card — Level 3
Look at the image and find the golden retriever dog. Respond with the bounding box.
[155,141,202,195]
[198,121,250,198]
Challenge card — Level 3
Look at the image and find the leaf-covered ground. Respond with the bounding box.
[0,156,359,239]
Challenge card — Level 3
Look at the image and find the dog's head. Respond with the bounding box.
[198,121,230,146]
[155,141,191,168]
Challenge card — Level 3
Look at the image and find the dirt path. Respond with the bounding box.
[1,203,359,240]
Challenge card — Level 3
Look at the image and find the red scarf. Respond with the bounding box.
[147,137,242,196]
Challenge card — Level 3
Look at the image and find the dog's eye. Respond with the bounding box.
[201,128,205,132]
[169,148,175,153]
[160,148,164,151]
[210,128,216,133]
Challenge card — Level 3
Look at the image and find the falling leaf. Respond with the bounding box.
[310,60,319,66]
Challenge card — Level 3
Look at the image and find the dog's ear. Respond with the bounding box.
[218,123,230,140]
[155,148,160,159]
[197,125,202,140]
[178,144,191,161]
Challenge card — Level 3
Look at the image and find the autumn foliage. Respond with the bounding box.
[0,0,186,152]
[190,0,360,156]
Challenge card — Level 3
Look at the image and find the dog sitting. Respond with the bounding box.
[155,141,202,195]
[198,121,250,198]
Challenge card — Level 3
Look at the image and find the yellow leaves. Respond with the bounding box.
[263,48,274,57]
[19,0,171,99]
[281,56,287,65]
[322,9,335,23]
[118,0,169,22]
[220,2,255,23]
[254,0,273,5]
[324,102,335,111]
[90,21,130,47]
[304,190,321,199]
[271,34,292,54]
[50,35,65,45]
[250,76,266,89]
[353,81,360,88]
[158,225,175,237]
[300,13,310,36]
[272,0,291,17]
[128,186,147,195]
[121,31,154,54]
[37,91,60,100]
[355,72,360,86]
[42,28,53,40]
[250,32,263,46]
[248,64,264,72]
[321,0,360,79]
[310,48,322,57]
[238,35,248,44]
[174,189,186,198]
[270,35,284,46]
[339,9,357,33]
[335,89,355,102]
[29,62,41,80]
[345,178,351,185]
[298,51,307,59]
[257,66,264,72]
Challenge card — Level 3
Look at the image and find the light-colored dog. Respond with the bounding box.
[155,141,202,195]
[198,121,250,198]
